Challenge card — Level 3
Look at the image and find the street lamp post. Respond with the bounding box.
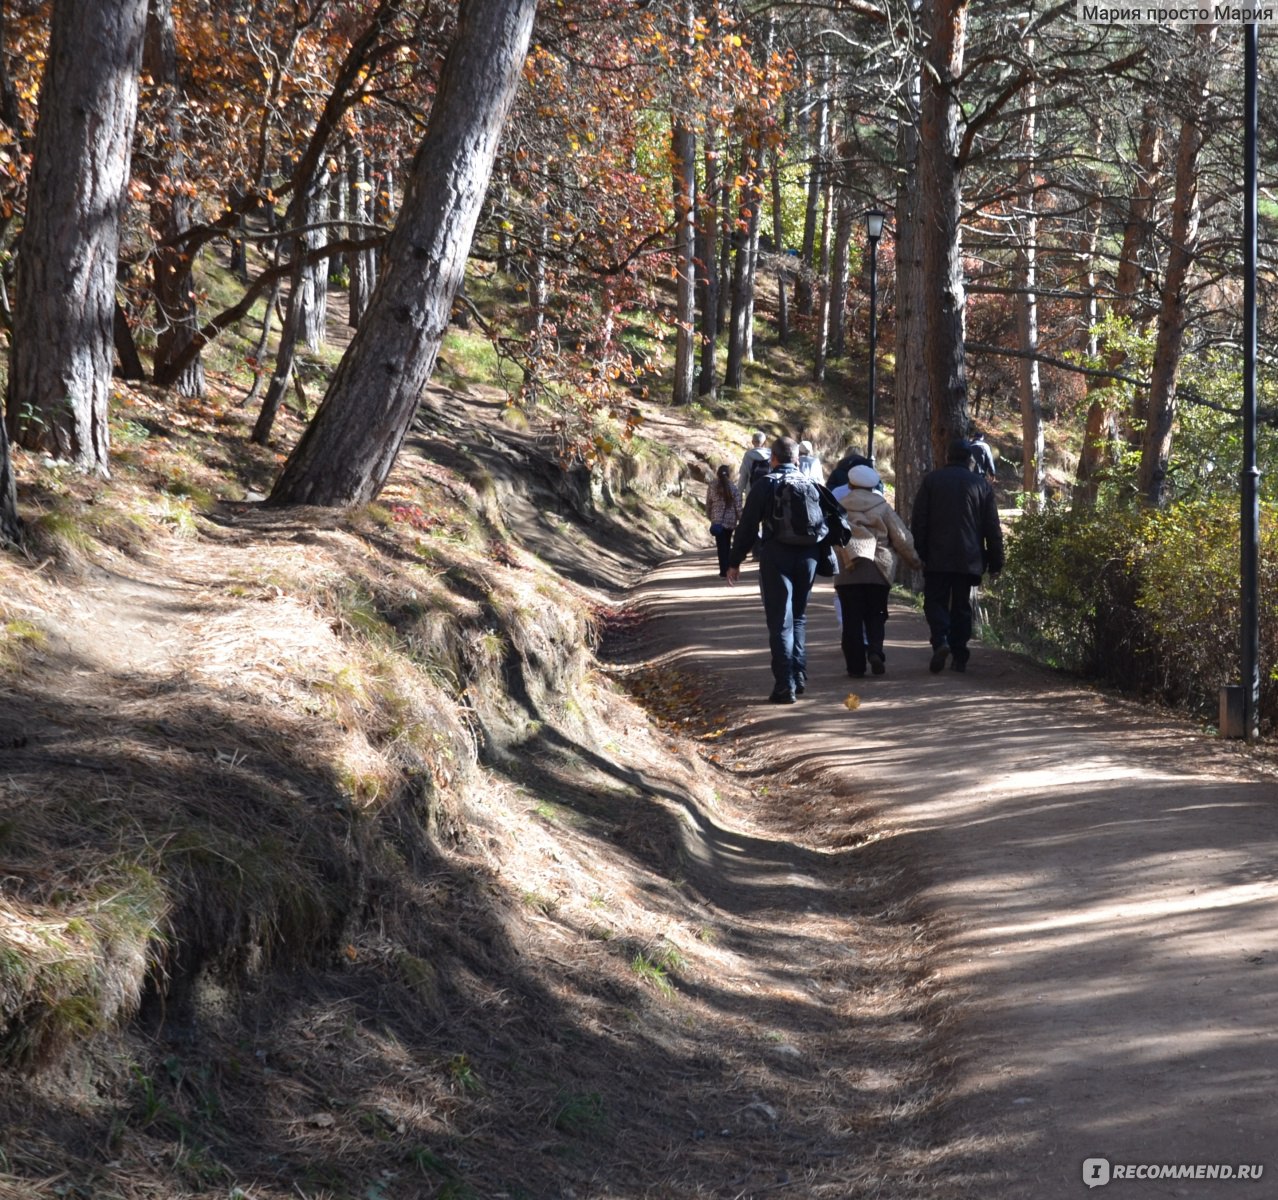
[864,210,886,464]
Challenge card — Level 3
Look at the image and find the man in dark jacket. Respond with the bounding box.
[726,436,827,703]
[911,437,1004,673]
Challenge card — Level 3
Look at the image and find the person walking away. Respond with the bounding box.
[833,464,922,677]
[796,439,823,481]
[968,429,997,483]
[911,438,1004,673]
[726,437,828,703]
[737,431,771,493]
[705,464,742,579]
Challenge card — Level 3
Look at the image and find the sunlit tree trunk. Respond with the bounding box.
[725,144,761,389]
[811,161,833,382]
[796,58,827,318]
[270,0,537,507]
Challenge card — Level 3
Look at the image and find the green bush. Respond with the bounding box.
[987,499,1278,728]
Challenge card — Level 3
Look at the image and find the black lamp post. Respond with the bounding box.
[864,209,886,464]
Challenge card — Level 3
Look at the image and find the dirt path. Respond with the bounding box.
[635,548,1278,1198]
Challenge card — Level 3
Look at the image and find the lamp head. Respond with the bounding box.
[864,209,886,242]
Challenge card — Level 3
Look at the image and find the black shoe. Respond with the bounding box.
[768,689,796,704]
[868,651,886,676]
[929,646,949,674]
[951,656,967,673]
[847,669,865,678]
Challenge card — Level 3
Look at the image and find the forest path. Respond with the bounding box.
[635,547,1278,1198]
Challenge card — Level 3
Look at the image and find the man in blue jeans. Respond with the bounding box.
[725,437,827,703]
[911,437,1004,673]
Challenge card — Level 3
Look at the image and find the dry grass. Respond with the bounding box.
[0,378,978,1199]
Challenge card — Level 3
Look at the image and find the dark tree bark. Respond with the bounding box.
[6,0,147,472]
[146,0,205,397]
[918,0,970,465]
[893,39,929,531]
[827,186,853,361]
[270,0,537,507]
[0,416,18,544]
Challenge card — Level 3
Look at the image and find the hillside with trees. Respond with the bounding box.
[0,1,1277,1195]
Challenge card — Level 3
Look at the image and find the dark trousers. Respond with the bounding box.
[757,541,818,693]
[923,571,979,661]
[835,582,890,675]
[713,526,733,576]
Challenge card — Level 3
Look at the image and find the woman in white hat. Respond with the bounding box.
[831,464,922,676]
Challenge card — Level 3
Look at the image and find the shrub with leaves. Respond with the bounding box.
[988,499,1278,728]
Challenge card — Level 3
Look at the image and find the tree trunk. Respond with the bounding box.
[6,0,147,472]
[299,186,328,350]
[146,0,205,397]
[827,185,853,360]
[893,38,930,531]
[918,0,969,465]
[671,115,697,406]
[348,138,372,327]
[796,61,827,318]
[811,164,833,382]
[0,417,18,544]
[771,147,789,346]
[1075,118,1118,508]
[742,157,763,363]
[1015,46,1042,507]
[269,0,537,507]
[1139,25,1215,508]
[696,136,719,395]
[724,145,760,390]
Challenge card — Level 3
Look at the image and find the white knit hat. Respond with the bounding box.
[847,464,881,489]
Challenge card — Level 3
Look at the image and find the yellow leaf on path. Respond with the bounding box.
[844,694,861,710]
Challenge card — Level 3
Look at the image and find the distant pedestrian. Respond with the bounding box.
[796,440,823,482]
[737,431,771,493]
[911,438,1004,673]
[705,464,742,579]
[726,437,828,703]
[832,465,922,677]
[968,429,997,483]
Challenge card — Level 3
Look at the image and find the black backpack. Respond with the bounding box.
[747,455,772,489]
[767,474,825,545]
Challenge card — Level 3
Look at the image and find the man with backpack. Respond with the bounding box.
[726,437,839,704]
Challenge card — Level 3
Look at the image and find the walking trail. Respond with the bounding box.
[635,547,1278,1199]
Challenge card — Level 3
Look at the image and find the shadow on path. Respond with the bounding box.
[637,548,1278,1198]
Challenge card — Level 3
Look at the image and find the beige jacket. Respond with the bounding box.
[832,486,922,586]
